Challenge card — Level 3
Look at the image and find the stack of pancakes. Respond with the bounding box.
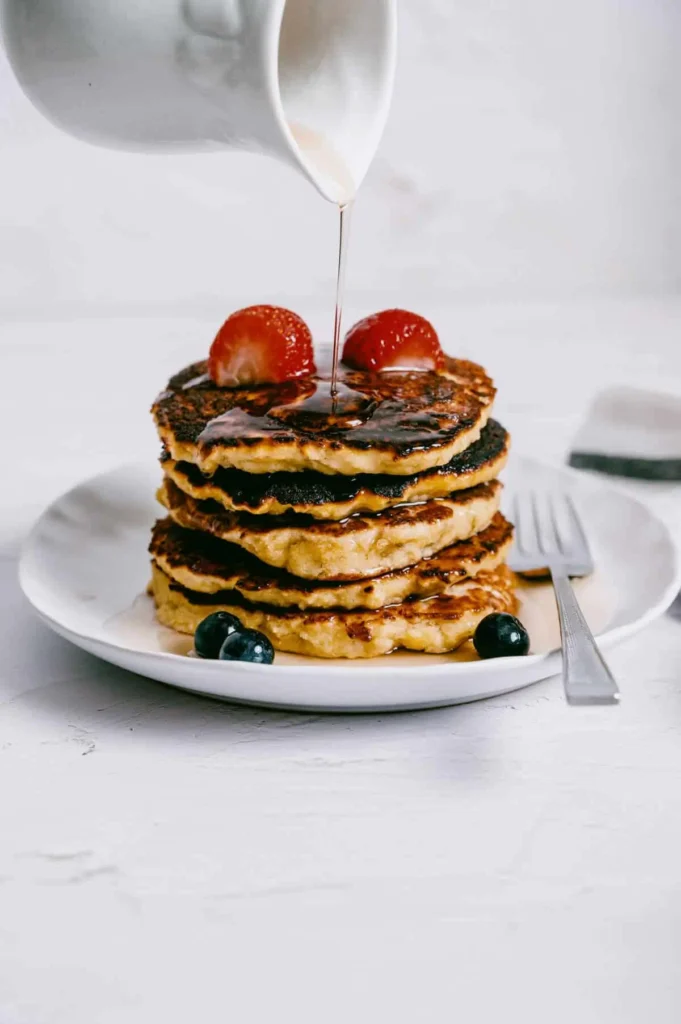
[149,356,516,658]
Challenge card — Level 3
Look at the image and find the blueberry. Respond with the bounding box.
[194,611,242,659]
[219,628,275,665]
[474,613,530,659]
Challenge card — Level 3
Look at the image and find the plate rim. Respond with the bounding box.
[18,456,681,680]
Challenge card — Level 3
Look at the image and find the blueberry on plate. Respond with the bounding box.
[219,628,275,665]
[194,611,242,659]
[473,613,530,659]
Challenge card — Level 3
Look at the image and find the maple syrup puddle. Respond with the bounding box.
[269,381,377,431]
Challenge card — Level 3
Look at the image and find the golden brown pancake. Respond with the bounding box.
[149,513,514,610]
[152,357,495,476]
[157,477,502,580]
[150,563,517,659]
[162,419,509,520]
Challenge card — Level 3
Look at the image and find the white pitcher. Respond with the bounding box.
[1,0,397,203]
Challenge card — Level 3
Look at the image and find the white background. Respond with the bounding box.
[2,0,681,321]
[3,6,681,1023]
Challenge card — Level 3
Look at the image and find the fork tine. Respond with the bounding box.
[547,493,566,554]
[533,491,577,560]
[530,491,547,556]
[512,492,541,555]
[511,494,527,554]
[565,495,592,559]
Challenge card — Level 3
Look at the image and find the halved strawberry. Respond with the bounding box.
[208,305,316,387]
[342,309,445,373]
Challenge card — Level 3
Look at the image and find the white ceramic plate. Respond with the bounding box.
[19,458,680,712]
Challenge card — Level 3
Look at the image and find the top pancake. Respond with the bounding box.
[152,357,495,476]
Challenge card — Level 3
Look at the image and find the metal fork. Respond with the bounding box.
[510,491,620,706]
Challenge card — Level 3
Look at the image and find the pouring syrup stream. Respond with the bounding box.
[288,123,358,403]
[279,124,374,422]
[331,201,352,400]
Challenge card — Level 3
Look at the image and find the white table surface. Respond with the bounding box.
[2,299,681,1024]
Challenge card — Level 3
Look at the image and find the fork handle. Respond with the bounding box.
[550,570,620,706]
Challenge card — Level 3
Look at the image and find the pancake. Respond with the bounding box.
[149,513,514,611]
[150,563,517,659]
[162,419,510,520]
[152,356,495,477]
[157,477,502,580]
